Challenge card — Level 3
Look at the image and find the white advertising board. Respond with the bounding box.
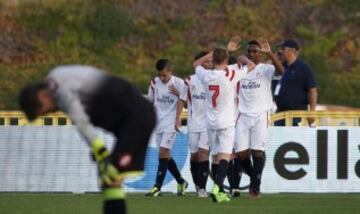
[0,127,359,193]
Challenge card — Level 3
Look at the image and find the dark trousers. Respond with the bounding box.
[87,77,157,173]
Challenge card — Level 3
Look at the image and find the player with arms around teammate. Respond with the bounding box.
[196,47,255,203]
[18,65,156,214]
[175,51,213,197]
[146,59,188,196]
[234,39,284,199]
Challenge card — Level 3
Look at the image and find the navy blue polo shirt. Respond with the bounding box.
[275,58,316,112]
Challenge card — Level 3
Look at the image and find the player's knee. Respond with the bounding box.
[211,155,219,164]
[190,153,199,161]
[237,149,251,160]
[159,147,171,159]
[198,148,209,161]
[251,150,265,159]
[230,152,236,160]
[217,153,232,161]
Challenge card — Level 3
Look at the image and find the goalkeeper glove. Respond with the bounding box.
[91,138,110,162]
[98,159,122,188]
[90,138,121,187]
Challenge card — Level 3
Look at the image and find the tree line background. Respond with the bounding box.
[0,0,359,109]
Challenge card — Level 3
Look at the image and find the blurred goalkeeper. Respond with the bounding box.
[18,65,156,214]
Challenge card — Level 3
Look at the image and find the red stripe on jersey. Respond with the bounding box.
[184,76,191,86]
[236,81,240,94]
[151,86,155,103]
[236,81,240,106]
[187,88,192,105]
[225,67,229,77]
[230,70,235,81]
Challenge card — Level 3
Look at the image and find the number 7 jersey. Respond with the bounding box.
[196,64,248,129]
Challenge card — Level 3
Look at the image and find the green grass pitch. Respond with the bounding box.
[0,193,359,214]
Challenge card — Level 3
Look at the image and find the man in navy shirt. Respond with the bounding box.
[274,39,318,126]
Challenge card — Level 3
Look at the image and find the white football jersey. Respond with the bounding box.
[237,63,275,114]
[196,65,248,129]
[180,74,207,132]
[148,76,184,133]
[46,65,107,143]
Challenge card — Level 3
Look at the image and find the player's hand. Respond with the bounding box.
[307,117,316,127]
[91,138,110,162]
[256,37,271,53]
[227,36,241,52]
[175,118,182,132]
[97,158,122,188]
[238,55,256,71]
[169,84,179,97]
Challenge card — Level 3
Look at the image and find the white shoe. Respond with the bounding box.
[197,188,208,198]
[195,185,200,194]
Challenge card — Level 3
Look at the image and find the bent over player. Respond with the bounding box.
[19,65,156,214]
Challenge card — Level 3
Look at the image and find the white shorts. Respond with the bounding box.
[156,132,177,149]
[234,112,269,152]
[207,126,235,155]
[188,131,209,154]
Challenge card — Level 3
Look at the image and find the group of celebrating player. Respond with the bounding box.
[17,35,285,213]
[146,36,284,203]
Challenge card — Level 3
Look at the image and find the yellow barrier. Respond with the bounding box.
[0,110,359,126]
[269,111,360,126]
[0,111,71,126]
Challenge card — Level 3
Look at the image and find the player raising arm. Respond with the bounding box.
[234,38,284,199]
[196,46,255,203]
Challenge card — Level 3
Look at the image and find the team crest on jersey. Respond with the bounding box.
[256,72,263,79]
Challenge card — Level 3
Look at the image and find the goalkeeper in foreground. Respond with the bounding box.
[18,65,156,214]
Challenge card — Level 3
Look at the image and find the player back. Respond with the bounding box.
[202,68,239,130]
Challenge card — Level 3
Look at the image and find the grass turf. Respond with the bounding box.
[0,193,359,214]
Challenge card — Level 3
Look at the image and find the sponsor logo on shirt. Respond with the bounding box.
[241,81,261,90]
[157,95,175,104]
[192,92,206,100]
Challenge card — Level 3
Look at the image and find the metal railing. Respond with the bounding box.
[0,110,359,126]
[269,111,360,126]
[0,111,71,126]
